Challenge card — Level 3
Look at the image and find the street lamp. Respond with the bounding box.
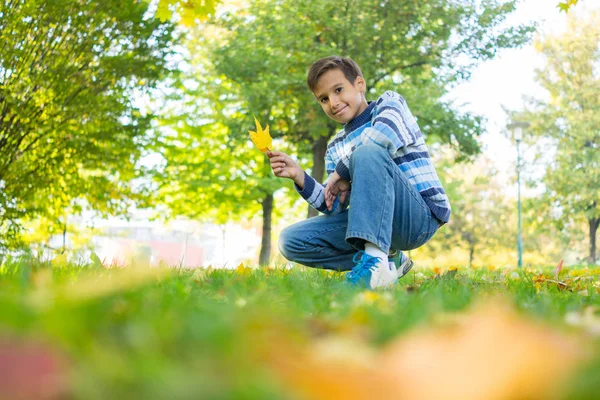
[507,121,530,268]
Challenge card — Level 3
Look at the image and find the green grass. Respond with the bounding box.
[1,259,599,399]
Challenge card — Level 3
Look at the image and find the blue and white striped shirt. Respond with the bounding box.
[296,91,451,223]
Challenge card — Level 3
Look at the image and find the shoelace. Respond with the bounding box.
[347,251,381,283]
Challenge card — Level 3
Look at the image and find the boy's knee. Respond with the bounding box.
[278,226,301,260]
[352,143,386,162]
[350,143,387,169]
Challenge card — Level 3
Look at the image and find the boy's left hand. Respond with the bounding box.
[324,171,350,211]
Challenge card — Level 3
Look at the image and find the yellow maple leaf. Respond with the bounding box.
[236,262,252,276]
[249,117,272,152]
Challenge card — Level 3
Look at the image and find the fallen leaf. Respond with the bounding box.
[265,299,586,400]
[533,273,568,291]
[381,299,585,400]
[236,262,252,276]
[545,278,569,290]
[0,338,68,400]
[248,117,272,152]
[267,336,393,400]
[436,267,458,280]
[355,291,380,305]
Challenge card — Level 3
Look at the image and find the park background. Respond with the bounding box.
[1,0,600,399]
[2,0,598,270]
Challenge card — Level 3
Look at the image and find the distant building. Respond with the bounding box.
[39,214,262,268]
[90,220,260,268]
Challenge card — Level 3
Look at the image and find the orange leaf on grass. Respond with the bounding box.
[264,299,586,400]
[249,117,272,152]
[380,299,585,400]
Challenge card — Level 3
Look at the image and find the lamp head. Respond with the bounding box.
[513,127,523,141]
[507,121,530,142]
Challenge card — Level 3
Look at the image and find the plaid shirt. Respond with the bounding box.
[296,91,451,223]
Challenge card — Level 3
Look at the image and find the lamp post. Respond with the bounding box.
[508,121,530,268]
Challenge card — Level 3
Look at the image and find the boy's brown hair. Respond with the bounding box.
[306,56,364,93]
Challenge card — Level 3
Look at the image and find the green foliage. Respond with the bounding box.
[557,0,580,13]
[210,0,535,155]
[515,11,600,263]
[155,0,218,25]
[154,118,285,224]
[0,0,177,250]
[521,195,587,264]
[152,29,292,226]
[431,155,515,266]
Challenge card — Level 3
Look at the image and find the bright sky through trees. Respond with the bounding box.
[449,0,596,189]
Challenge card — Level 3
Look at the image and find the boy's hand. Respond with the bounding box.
[324,171,350,211]
[267,151,304,187]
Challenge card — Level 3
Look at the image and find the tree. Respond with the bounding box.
[153,110,290,265]
[210,0,534,178]
[0,0,176,251]
[430,155,515,267]
[159,0,533,265]
[516,10,600,264]
[520,195,587,265]
[152,27,296,265]
[211,0,534,220]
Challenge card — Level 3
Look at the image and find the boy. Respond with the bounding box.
[267,56,450,289]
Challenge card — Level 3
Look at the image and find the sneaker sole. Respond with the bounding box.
[369,276,398,290]
[398,258,414,279]
[367,264,399,290]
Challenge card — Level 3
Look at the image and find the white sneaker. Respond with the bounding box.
[346,251,398,289]
[388,250,414,279]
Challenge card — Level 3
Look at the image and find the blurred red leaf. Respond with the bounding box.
[0,338,67,400]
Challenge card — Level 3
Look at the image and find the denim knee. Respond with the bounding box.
[351,143,387,165]
[278,225,302,260]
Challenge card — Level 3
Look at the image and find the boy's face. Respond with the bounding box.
[313,69,368,124]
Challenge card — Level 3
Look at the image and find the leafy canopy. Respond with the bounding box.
[0,0,177,249]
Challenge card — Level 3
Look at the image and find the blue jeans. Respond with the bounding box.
[279,144,441,271]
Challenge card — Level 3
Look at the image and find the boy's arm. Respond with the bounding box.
[334,91,420,181]
[294,151,348,215]
[292,172,305,190]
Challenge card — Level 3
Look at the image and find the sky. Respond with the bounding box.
[447,0,588,187]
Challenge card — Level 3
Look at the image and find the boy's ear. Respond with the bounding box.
[355,76,366,92]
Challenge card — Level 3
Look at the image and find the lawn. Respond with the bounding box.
[1,259,599,400]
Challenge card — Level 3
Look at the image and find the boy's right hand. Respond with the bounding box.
[267,151,304,187]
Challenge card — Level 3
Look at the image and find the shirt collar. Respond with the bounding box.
[344,101,375,133]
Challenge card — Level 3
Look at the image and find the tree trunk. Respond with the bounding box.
[307,135,329,219]
[589,217,599,265]
[468,243,475,268]
[259,193,273,266]
[61,217,67,254]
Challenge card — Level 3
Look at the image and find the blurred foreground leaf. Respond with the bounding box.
[265,299,586,400]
